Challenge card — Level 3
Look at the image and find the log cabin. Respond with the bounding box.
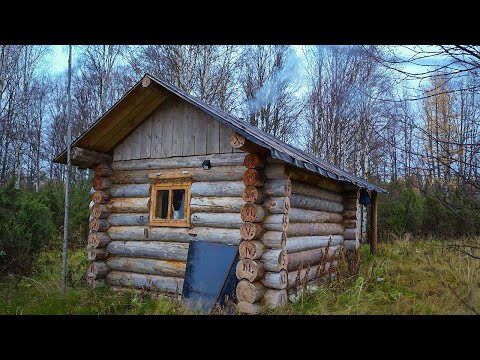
[53,74,386,314]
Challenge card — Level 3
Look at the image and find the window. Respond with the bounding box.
[149,177,191,227]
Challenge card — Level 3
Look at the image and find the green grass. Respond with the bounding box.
[1,236,479,315]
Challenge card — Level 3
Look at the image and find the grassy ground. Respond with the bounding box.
[1,236,479,315]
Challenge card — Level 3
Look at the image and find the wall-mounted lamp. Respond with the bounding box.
[202,160,211,170]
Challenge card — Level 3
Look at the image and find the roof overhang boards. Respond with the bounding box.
[53,75,169,166]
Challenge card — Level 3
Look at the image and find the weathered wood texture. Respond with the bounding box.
[108,226,241,245]
[261,249,287,271]
[72,147,112,164]
[191,181,244,197]
[239,241,266,260]
[236,280,265,303]
[111,184,150,198]
[285,235,343,253]
[87,261,109,279]
[107,241,189,262]
[269,208,342,224]
[111,166,244,184]
[240,222,265,241]
[261,270,288,289]
[107,256,186,277]
[191,212,242,228]
[261,231,287,249]
[95,163,113,177]
[92,204,109,219]
[93,177,112,190]
[287,245,340,271]
[108,213,149,226]
[290,194,343,213]
[106,271,184,294]
[291,181,343,202]
[286,223,344,237]
[190,197,244,213]
[107,197,150,213]
[88,232,111,248]
[112,152,244,171]
[263,289,288,308]
[113,98,239,162]
[89,218,109,232]
[93,190,111,204]
[87,248,108,261]
[236,259,265,282]
[236,301,262,315]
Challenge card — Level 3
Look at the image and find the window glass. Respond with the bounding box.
[172,189,185,219]
[155,189,169,219]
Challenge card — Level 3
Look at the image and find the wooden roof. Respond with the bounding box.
[54,74,386,193]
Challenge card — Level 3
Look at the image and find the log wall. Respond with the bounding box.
[102,150,246,295]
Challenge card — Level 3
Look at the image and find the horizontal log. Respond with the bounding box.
[262,214,289,232]
[343,202,357,211]
[87,248,108,261]
[107,197,150,213]
[236,280,265,303]
[111,184,150,198]
[264,178,292,197]
[93,177,112,190]
[344,239,359,250]
[236,301,262,315]
[263,289,288,308]
[287,245,340,271]
[343,210,357,220]
[230,132,266,154]
[187,227,241,245]
[112,153,245,171]
[263,197,290,214]
[239,241,266,260]
[92,190,111,204]
[261,270,288,289]
[236,259,265,282]
[240,222,265,240]
[264,163,287,180]
[86,278,105,288]
[242,169,265,187]
[344,219,357,229]
[106,271,184,294]
[92,204,109,219]
[88,232,111,248]
[285,235,344,254]
[287,223,344,237]
[111,166,245,184]
[87,261,109,279]
[107,241,189,261]
[95,163,113,177]
[261,231,287,249]
[190,197,244,213]
[72,147,112,164]
[290,194,343,213]
[190,181,244,197]
[107,226,241,245]
[89,218,109,232]
[108,213,149,226]
[241,203,265,222]
[291,181,343,203]
[287,261,337,289]
[242,186,265,204]
[261,249,287,271]
[344,228,357,240]
[191,212,242,229]
[243,153,265,169]
[107,256,186,277]
[286,166,343,193]
[287,208,342,223]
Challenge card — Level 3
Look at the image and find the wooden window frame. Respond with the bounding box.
[149,177,191,227]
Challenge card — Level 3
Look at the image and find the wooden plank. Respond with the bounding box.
[160,101,174,158]
[182,103,195,156]
[194,108,207,155]
[171,100,185,157]
[151,104,164,158]
[219,122,233,153]
[206,112,220,155]
[129,125,142,160]
[113,139,123,161]
[98,91,164,152]
[140,115,153,158]
[121,135,131,161]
